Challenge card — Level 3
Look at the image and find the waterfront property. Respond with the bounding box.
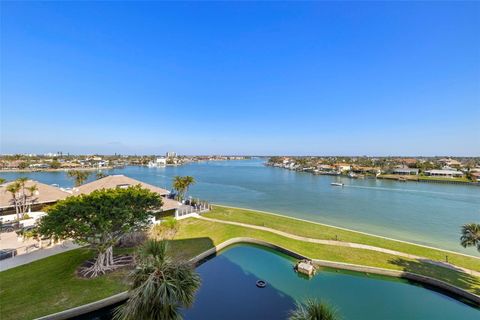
[1,205,479,320]
[0,180,70,216]
[1,159,479,253]
[392,168,420,175]
[425,169,464,178]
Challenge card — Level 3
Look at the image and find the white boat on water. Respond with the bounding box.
[331,182,344,187]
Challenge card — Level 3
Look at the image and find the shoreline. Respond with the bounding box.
[213,204,480,259]
[0,167,116,173]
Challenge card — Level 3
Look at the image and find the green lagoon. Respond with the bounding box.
[76,244,479,319]
[2,159,479,254]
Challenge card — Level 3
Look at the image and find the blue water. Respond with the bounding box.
[75,244,480,319]
[183,244,479,319]
[1,159,479,254]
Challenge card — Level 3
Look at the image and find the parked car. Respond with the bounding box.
[0,249,17,260]
[0,221,22,233]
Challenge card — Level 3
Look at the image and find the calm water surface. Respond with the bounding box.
[76,244,480,319]
[1,159,479,254]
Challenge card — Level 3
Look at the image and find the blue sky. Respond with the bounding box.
[1,1,479,156]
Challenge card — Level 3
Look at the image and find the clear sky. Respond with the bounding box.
[1,1,479,156]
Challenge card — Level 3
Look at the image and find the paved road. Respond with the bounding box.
[197,215,480,277]
[0,240,80,271]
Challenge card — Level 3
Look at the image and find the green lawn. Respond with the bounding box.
[203,206,480,271]
[174,218,480,296]
[1,209,479,320]
[0,249,129,320]
[418,176,472,183]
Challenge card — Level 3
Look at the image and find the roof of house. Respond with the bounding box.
[425,169,463,175]
[161,197,182,211]
[0,180,71,209]
[393,168,419,172]
[73,175,170,196]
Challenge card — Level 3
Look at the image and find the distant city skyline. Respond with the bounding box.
[1,2,479,156]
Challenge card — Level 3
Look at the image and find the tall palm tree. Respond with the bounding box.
[172,176,186,200]
[114,239,201,320]
[182,176,195,197]
[460,223,480,252]
[6,181,21,220]
[67,170,90,186]
[289,298,340,320]
[172,176,195,201]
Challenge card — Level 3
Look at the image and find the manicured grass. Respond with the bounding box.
[203,206,480,271]
[0,249,129,320]
[1,211,479,320]
[418,176,472,183]
[175,218,480,295]
[378,174,419,181]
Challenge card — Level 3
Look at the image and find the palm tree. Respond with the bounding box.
[5,178,38,220]
[172,176,195,201]
[460,223,480,252]
[96,172,108,180]
[114,239,201,320]
[182,176,195,197]
[67,170,90,186]
[289,298,340,320]
[6,181,21,220]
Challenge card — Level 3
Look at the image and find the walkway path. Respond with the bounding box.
[197,215,480,277]
[0,241,80,272]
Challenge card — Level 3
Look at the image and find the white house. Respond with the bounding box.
[148,157,167,167]
[424,169,464,178]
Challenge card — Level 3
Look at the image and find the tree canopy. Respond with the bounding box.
[39,185,163,277]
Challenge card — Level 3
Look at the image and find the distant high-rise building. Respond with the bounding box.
[166,151,177,158]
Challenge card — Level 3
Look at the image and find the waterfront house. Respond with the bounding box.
[333,163,352,172]
[438,158,462,167]
[72,175,182,220]
[424,169,464,178]
[392,168,419,175]
[0,180,70,217]
[148,157,167,167]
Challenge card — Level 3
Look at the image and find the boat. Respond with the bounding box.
[331,182,344,187]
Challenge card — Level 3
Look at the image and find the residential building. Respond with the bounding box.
[424,169,464,178]
[392,168,420,175]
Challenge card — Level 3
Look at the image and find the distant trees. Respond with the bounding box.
[460,223,480,253]
[6,178,38,220]
[18,162,29,169]
[114,239,200,320]
[289,299,340,320]
[0,178,5,184]
[39,186,163,277]
[50,160,61,169]
[172,176,196,201]
[67,170,91,186]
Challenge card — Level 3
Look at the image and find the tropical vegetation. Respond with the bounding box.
[1,206,479,320]
[289,299,340,320]
[39,186,162,277]
[461,223,480,253]
[67,170,91,186]
[5,177,38,220]
[172,176,195,201]
[114,240,200,320]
